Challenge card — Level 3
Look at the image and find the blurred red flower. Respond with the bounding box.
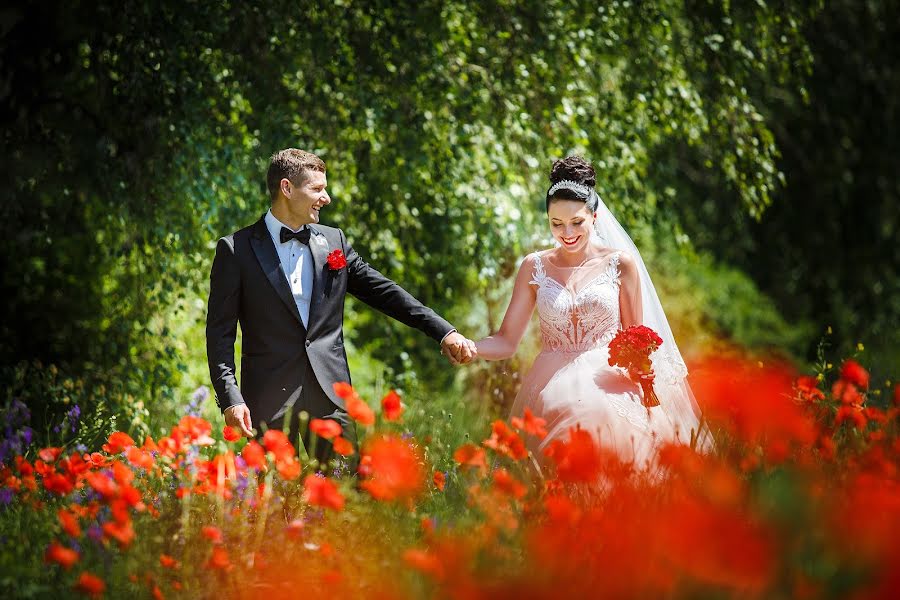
[453,443,487,473]
[206,546,231,571]
[381,390,403,421]
[832,379,864,406]
[159,554,179,569]
[332,436,355,457]
[201,525,223,544]
[125,446,154,470]
[835,405,867,429]
[241,441,266,470]
[840,359,869,388]
[222,426,240,442]
[303,474,345,511]
[359,435,425,503]
[103,432,135,454]
[347,395,375,426]
[543,427,603,483]
[483,420,527,461]
[58,508,81,538]
[309,419,342,440]
[493,468,527,499]
[44,542,79,570]
[262,430,295,462]
[433,470,446,491]
[795,376,825,402]
[74,571,105,597]
[511,408,548,439]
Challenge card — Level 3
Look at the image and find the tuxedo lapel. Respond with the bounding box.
[306,225,331,332]
[249,218,307,330]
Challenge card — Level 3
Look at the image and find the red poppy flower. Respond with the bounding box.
[492,468,527,499]
[326,249,347,270]
[74,571,105,597]
[332,436,355,456]
[453,443,487,472]
[303,474,345,511]
[840,359,869,388]
[482,420,527,461]
[39,447,63,463]
[201,525,223,544]
[58,508,81,538]
[333,381,357,400]
[222,426,241,442]
[309,419,342,440]
[832,379,864,406]
[85,472,117,499]
[835,405,867,429]
[543,427,602,483]
[358,435,425,503]
[103,432,135,454]
[433,470,446,491]
[346,395,375,426]
[126,446,154,470]
[175,416,215,446]
[511,408,548,439]
[241,441,266,470]
[205,546,231,571]
[262,430,295,462]
[276,457,301,481]
[381,390,403,421]
[159,554,179,569]
[103,521,135,548]
[44,542,79,569]
[43,473,75,496]
[795,376,825,402]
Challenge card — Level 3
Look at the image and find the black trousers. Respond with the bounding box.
[255,359,358,472]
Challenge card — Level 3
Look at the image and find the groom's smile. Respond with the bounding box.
[284,169,331,226]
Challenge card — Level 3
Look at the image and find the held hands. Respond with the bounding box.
[441,331,478,365]
[224,404,254,438]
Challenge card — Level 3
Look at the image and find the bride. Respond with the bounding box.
[474,156,706,470]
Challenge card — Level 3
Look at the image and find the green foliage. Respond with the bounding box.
[669,0,900,374]
[1,0,825,438]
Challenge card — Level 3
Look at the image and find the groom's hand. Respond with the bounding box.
[224,404,254,438]
[441,332,477,365]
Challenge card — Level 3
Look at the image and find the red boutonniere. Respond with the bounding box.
[326,249,347,271]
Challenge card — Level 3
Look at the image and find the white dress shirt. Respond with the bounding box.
[264,210,314,328]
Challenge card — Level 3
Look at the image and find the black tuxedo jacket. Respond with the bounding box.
[206,216,454,424]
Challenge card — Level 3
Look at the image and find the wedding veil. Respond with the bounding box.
[589,190,708,446]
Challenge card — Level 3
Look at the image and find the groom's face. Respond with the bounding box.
[284,170,330,225]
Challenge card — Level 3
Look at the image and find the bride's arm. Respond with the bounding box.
[475,254,538,360]
[618,252,643,328]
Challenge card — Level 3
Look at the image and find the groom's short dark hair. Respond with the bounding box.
[266,149,326,201]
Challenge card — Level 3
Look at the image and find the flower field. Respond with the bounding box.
[2,356,898,599]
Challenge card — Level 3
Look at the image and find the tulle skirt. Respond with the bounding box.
[510,345,701,472]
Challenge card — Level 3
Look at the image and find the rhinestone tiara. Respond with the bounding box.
[547,179,592,197]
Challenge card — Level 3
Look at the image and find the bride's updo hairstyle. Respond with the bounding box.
[546,155,599,212]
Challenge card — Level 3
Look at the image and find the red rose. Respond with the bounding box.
[327,249,347,270]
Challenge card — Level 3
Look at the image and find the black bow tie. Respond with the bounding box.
[280,226,311,245]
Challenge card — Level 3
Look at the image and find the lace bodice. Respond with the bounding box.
[530,251,622,354]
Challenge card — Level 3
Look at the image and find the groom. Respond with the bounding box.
[206,148,475,463]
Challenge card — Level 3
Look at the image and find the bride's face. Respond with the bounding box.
[548,200,595,254]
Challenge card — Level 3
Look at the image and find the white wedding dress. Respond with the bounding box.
[510,250,701,470]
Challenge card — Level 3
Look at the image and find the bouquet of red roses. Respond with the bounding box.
[608,325,663,408]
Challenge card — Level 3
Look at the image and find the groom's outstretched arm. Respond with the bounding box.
[342,231,456,344]
[206,236,247,415]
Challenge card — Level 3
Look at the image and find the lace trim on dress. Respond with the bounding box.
[530,252,622,354]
